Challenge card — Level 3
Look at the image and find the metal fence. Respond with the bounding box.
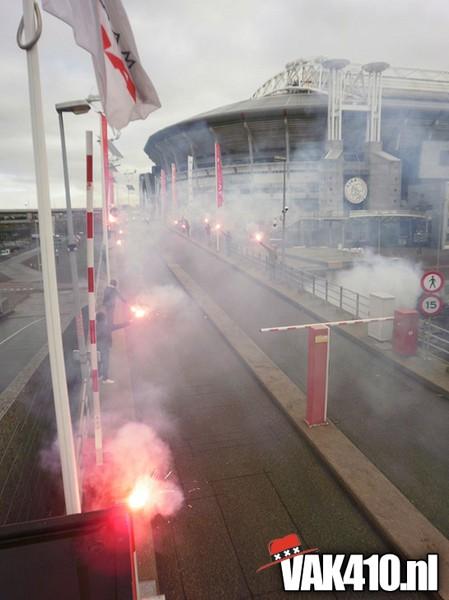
[223,240,370,318]
[419,320,449,363]
[190,229,449,363]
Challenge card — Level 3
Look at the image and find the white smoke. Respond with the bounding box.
[335,251,422,308]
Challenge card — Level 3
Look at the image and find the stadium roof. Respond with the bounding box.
[145,57,449,164]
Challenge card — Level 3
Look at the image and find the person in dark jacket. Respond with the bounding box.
[103,279,127,324]
[96,311,130,383]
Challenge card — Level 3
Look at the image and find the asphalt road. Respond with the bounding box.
[0,290,78,394]
[117,223,429,600]
[161,231,449,541]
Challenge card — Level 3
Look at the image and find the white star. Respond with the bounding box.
[284,550,291,557]
[274,553,281,560]
[293,547,300,553]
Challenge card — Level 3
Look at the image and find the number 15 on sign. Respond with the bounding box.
[418,294,444,317]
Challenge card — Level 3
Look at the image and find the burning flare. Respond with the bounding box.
[127,475,153,512]
[116,239,123,246]
[254,232,263,242]
[130,304,149,319]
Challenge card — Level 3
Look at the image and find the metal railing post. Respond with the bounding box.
[356,293,360,318]
[339,286,343,309]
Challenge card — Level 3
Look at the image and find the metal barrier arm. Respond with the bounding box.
[260,316,393,333]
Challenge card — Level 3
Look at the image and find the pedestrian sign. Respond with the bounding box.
[421,271,444,293]
[418,294,444,317]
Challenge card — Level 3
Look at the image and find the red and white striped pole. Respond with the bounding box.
[86,130,103,466]
[100,114,111,282]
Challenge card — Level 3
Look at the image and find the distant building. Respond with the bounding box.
[144,57,449,248]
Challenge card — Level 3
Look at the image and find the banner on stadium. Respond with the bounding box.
[187,155,194,205]
[171,163,177,211]
[215,143,224,208]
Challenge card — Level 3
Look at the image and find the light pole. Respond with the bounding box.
[274,155,287,262]
[55,100,91,397]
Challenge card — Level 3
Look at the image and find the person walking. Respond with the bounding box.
[96,311,130,383]
[204,221,211,246]
[103,279,127,324]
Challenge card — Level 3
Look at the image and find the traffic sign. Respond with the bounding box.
[421,270,444,293]
[418,294,444,317]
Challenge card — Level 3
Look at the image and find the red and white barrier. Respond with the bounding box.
[86,130,103,466]
[260,315,395,428]
[260,316,394,333]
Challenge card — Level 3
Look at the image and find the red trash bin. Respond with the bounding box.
[393,309,419,356]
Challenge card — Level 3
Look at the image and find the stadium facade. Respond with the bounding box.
[143,57,449,248]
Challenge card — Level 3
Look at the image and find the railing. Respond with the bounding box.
[220,238,370,318]
[420,320,449,363]
[185,229,449,366]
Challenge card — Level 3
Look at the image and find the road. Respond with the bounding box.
[160,230,449,541]
[117,222,429,599]
[0,290,77,393]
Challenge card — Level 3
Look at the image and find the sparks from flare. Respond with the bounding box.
[254,232,263,242]
[127,475,153,511]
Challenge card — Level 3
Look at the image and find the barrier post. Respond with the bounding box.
[86,131,103,466]
[305,324,329,427]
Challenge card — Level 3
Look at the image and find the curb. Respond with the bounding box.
[167,259,449,600]
[171,230,449,399]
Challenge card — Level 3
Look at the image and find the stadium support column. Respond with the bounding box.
[284,113,290,209]
[243,120,254,169]
[363,62,401,212]
[319,59,349,220]
[243,119,255,202]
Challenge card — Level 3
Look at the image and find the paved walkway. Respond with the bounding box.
[112,222,433,599]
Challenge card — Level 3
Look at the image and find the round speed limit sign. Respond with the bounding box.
[418,294,444,317]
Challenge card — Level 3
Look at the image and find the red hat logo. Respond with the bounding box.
[257,533,318,573]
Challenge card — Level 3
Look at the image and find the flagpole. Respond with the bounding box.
[20,0,81,514]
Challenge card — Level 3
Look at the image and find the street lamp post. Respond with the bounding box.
[55,100,91,397]
[274,155,287,263]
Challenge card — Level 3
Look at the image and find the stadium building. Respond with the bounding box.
[143,57,449,248]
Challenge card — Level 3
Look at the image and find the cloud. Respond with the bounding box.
[3,0,449,209]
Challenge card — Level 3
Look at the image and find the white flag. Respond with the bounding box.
[43,0,161,129]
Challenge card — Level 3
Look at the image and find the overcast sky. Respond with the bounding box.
[2,0,449,209]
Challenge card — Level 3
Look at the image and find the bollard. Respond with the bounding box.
[305,324,329,427]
